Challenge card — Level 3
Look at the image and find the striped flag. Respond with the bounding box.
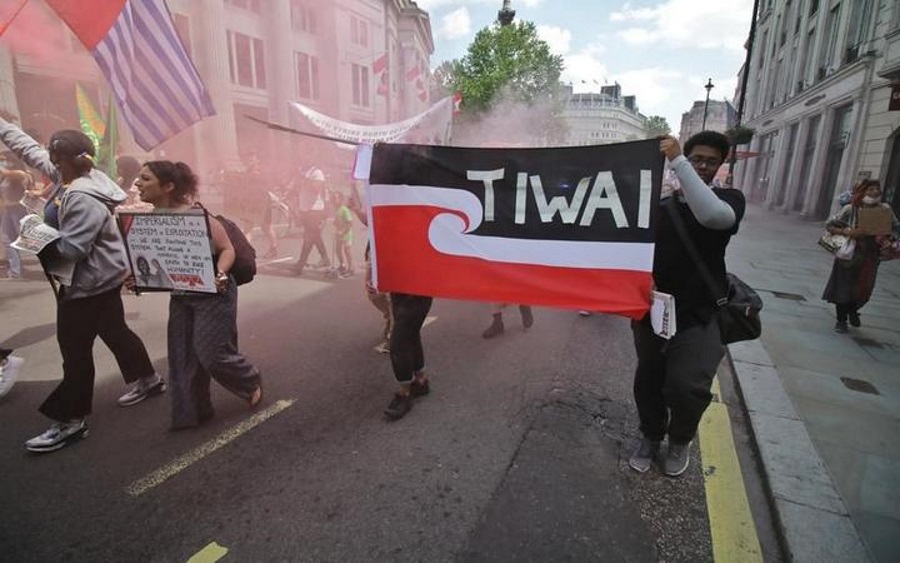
[45,0,215,150]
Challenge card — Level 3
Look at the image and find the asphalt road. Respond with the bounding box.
[0,232,780,562]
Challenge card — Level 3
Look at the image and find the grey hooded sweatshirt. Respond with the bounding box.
[0,117,129,300]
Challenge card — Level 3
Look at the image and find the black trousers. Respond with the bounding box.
[39,287,155,421]
[296,211,328,267]
[835,303,859,323]
[631,316,724,444]
[389,293,433,383]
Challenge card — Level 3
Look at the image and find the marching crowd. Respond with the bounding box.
[3,112,898,480]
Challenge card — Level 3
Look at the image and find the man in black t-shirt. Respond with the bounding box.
[630,131,745,477]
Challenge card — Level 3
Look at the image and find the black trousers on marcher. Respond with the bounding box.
[389,293,433,384]
[296,211,328,267]
[631,316,724,444]
[40,286,155,421]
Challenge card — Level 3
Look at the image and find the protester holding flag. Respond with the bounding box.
[0,119,164,453]
[132,160,262,430]
[384,293,433,420]
[629,131,745,477]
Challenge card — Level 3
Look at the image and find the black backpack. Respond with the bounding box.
[196,203,256,285]
[215,213,256,285]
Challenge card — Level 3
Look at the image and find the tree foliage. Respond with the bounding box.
[644,115,671,137]
[436,21,566,145]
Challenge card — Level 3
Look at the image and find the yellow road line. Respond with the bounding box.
[126,399,296,497]
[186,541,228,563]
[699,379,762,562]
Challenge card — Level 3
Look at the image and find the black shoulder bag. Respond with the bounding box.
[664,200,763,344]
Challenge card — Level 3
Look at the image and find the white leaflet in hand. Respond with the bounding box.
[11,214,59,254]
[651,291,676,339]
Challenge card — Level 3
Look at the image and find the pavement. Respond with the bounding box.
[725,202,900,562]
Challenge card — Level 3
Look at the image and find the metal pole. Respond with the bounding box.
[702,78,714,130]
[727,0,761,179]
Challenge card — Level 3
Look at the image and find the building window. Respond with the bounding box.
[843,0,872,64]
[227,31,266,89]
[350,15,369,47]
[793,115,821,212]
[351,63,370,107]
[809,0,819,16]
[290,1,317,34]
[818,3,841,76]
[295,51,320,100]
[226,0,261,13]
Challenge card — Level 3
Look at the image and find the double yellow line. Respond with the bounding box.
[699,377,763,562]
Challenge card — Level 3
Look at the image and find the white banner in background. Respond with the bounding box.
[290,96,453,146]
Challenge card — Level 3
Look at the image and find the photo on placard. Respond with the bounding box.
[118,211,216,293]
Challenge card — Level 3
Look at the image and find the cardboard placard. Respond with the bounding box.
[857,206,893,235]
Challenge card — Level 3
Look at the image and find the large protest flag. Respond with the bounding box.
[44,0,215,150]
[366,140,664,319]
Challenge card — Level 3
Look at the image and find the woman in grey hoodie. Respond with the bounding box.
[0,120,164,453]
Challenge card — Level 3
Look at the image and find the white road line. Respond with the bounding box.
[126,399,296,497]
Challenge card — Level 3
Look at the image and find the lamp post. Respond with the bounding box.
[701,78,714,130]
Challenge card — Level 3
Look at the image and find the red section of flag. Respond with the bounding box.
[372,52,388,74]
[405,64,421,82]
[45,0,127,49]
[371,206,652,319]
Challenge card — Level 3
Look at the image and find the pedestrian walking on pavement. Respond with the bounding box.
[133,161,262,430]
[0,124,164,453]
[822,179,900,333]
[629,131,745,477]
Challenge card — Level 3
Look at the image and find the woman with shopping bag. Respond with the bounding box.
[822,179,900,333]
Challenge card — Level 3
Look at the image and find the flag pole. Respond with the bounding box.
[243,114,360,146]
[0,0,31,37]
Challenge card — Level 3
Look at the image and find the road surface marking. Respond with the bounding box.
[261,256,295,265]
[186,541,228,562]
[423,315,438,327]
[126,399,296,497]
[699,377,763,562]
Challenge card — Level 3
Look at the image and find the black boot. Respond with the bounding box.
[519,305,534,329]
[482,313,504,339]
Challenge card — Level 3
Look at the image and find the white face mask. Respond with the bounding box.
[862,196,879,205]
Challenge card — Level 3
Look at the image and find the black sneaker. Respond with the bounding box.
[664,441,692,477]
[834,321,849,334]
[384,393,413,420]
[848,311,861,327]
[628,438,660,473]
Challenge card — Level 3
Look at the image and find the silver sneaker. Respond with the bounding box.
[117,376,167,407]
[628,438,660,473]
[664,441,692,477]
[25,419,88,453]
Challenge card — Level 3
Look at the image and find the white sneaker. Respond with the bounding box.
[24,419,88,453]
[117,375,167,407]
[0,355,24,398]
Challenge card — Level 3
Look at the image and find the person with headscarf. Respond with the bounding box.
[823,179,900,333]
[0,117,164,453]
